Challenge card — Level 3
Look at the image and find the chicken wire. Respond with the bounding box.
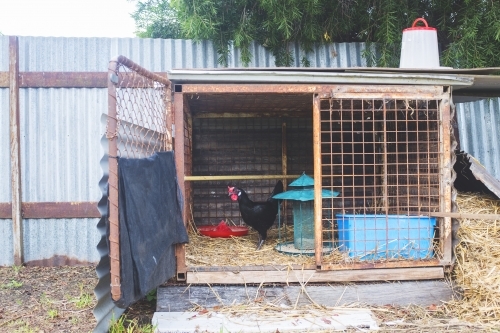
[106,56,172,301]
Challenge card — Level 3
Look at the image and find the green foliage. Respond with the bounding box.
[132,0,500,68]
[2,279,23,289]
[109,315,156,333]
[70,284,93,309]
[131,0,183,39]
[47,309,59,319]
[145,288,157,302]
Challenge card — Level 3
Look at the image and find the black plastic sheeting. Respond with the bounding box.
[116,151,189,308]
[454,150,500,199]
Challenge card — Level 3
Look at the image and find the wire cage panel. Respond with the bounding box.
[320,95,445,262]
[190,117,313,226]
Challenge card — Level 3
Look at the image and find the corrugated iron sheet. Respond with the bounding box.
[13,37,368,72]
[0,36,8,71]
[23,218,100,264]
[0,220,14,266]
[456,98,500,180]
[20,88,106,202]
[0,89,10,202]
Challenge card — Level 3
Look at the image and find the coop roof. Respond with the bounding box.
[168,67,500,102]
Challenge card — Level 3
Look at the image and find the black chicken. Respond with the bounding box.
[228,180,284,250]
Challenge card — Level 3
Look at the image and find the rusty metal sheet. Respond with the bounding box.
[25,255,94,267]
[181,84,322,94]
[468,155,500,199]
[19,72,107,88]
[21,202,100,219]
[0,203,12,218]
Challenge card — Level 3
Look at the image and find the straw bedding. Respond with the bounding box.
[185,192,500,328]
[444,192,500,325]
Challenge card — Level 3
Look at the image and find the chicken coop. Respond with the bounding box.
[106,58,461,302]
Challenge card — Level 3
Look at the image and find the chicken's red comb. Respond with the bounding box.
[228,186,235,192]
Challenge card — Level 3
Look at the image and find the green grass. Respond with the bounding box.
[47,309,59,319]
[109,315,156,333]
[1,279,23,289]
[70,284,93,309]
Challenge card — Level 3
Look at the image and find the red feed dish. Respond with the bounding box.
[197,225,249,238]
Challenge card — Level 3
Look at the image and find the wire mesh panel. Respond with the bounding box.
[320,94,445,262]
[190,117,312,226]
[106,56,172,301]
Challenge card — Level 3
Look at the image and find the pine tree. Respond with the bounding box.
[131,0,500,68]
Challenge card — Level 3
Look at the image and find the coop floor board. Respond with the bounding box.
[186,266,444,284]
[157,280,455,312]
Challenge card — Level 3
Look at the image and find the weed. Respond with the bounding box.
[109,315,156,333]
[145,288,157,302]
[12,321,36,333]
[12,265,23,275]
[2,279,23,289]
[39,292,51,305]
[70,284,93,309]
[47,309,59,319]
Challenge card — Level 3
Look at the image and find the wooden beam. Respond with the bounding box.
[186,267,444,284]
[429,212,500,220]
[10,36,23,266]
[185,175,300,181]
[0,202,100,219]
[442,91,453,265]
[107,58,121,302]
[157,280,456,311]
[174,92,187,281]
[0,71,171,88]
[312,94,322,268]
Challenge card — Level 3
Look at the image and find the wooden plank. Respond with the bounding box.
[429,212,500,220]
[185,175,300,181]
[313,94,322,268]
[19,72,108,88]
[157,285,287,312]
[10,36,23,266]
[0,203,12,218]
[0,202,100,219]
[107,59,121,302]
[187,267,444,284]
[285,280,457,307]
[441,91,453,265]
[22,202,100,218]
[157,280,456,312]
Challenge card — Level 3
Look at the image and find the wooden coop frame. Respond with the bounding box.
[172,83,453,284]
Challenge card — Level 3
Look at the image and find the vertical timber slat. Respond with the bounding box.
[107,59,121,301]
[313,94,322,268]
[9,36,23,266]
[441,91,452,264]
[174,92,187,280]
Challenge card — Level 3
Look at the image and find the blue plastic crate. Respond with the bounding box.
[336,214,437,260]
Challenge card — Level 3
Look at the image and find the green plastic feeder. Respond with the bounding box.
[273,173,339,253]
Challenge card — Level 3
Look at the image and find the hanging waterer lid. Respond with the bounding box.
[272,172,339,201]
[399,18,440,69]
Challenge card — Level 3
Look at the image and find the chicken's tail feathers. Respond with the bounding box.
[267,180,284,201]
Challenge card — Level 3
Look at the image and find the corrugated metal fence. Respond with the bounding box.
[0,36,369,267]
[1,36,499,267]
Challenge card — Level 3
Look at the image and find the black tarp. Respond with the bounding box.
[116,151,189,308]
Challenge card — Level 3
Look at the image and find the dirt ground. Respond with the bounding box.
[0,265,496,333]
[0,265,154,333]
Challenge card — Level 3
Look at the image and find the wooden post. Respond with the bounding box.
[9,36,23,266]
[174,91,187,281]
[107,58,121,301]
[313,94,323,268]
[441,91,452,265]
[282,122,287,225]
